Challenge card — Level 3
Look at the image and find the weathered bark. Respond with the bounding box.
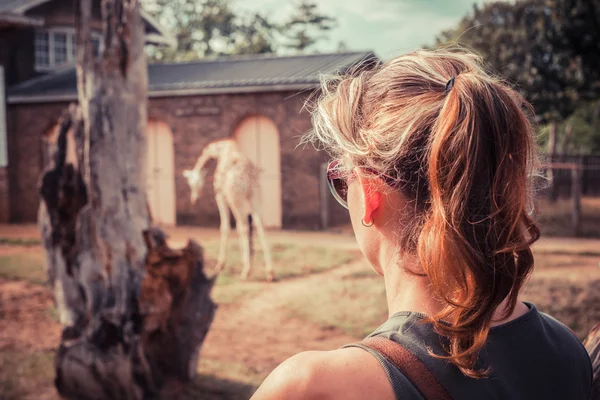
[38,1,216,399]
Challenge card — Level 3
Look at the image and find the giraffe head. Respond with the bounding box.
[182,169,207,204]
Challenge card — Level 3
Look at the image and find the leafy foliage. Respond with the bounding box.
[436,0,582,123]
[559,102,600,153]
[144,0,338,61]
[145,0,239,61]
[281,1,337,53]
[436,0,600,152]
[546,0,600,101]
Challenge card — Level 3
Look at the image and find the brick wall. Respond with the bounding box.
[6,101,67,222]
[6,91,350,229]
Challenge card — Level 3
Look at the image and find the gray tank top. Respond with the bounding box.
[343,303,592,400]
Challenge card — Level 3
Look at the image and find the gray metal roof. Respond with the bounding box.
[0,11,42,27]
[0,0,47,13]
[7,51,377,103]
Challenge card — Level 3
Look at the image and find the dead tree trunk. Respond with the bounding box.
[38,1,216,399]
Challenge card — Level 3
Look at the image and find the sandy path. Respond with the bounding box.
[200,261,363,376]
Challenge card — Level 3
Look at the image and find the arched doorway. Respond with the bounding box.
[234,115,282,229]
[147,120,176,225]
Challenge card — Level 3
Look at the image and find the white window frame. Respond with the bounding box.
[34,27,103,72]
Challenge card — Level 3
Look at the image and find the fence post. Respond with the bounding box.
[319,162,329,230]
[582,155,589,196]
[571,163,582,237]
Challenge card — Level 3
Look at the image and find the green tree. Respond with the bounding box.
[437,0,582,125]
[231,13,278,55]
[436,0,600,162]
[145,0,274,61]
[437,0,600,200]
[545,0,600,101]
[282,1,337,53]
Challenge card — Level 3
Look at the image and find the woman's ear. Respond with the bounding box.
[355,169,383,225]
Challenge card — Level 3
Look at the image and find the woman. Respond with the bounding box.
[251,49,592,399]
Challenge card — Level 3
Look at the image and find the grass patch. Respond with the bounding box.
[282,255,599,341]
[202,241,362,282]
[0,349,55,400]
[533,252,599,270]
[0,253,46,285]
[0,237,42,247]
[211,279,264,305]
[282,273,387,338]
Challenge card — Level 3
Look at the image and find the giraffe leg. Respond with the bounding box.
[215,194,230,273]
[232,209,251,280]
[252,212,274,282]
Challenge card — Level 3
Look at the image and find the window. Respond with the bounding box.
[34,28,103,71]
[53,32,68,65]
[69,34,76,59]
[34,31,50,68]
[91,37,101,58]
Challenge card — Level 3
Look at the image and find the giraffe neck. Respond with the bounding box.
[192,139,237,173]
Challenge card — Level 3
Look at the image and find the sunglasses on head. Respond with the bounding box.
[326,160,397,209]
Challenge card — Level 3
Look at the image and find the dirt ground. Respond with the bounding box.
[0,225,599,399]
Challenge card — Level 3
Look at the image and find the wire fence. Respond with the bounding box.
[542,155,600,198]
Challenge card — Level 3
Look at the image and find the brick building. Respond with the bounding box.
[0,0,375,229]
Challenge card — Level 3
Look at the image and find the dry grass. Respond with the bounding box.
[282,250,600,341]
[0,237,41,247]
[283,268,388,339]
[536,197,600,237]
[0,240,361,399]
[0,253,46,285]
[201,241,362,282]
[0,349,56,400]
[211,279,265,305]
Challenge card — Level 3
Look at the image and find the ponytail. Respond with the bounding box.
[418,73,540,377]
[305,48,541,378]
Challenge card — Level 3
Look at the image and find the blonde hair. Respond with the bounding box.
[304,49,540,377]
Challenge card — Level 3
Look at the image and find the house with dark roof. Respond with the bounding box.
[0,0,376,229]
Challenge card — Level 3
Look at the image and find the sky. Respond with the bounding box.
[233,0,492,59]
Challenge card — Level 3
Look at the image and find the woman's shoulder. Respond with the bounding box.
[250,348,396,400]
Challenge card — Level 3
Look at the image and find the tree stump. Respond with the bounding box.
[38,1,216,398]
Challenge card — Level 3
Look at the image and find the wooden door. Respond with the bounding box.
[234,115,282,229]
[146,120,176,225]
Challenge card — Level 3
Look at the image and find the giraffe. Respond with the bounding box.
[182,138,274,281]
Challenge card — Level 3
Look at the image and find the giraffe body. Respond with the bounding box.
[183,139,274,281]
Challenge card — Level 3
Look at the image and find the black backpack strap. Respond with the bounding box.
[361,336,454,400]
